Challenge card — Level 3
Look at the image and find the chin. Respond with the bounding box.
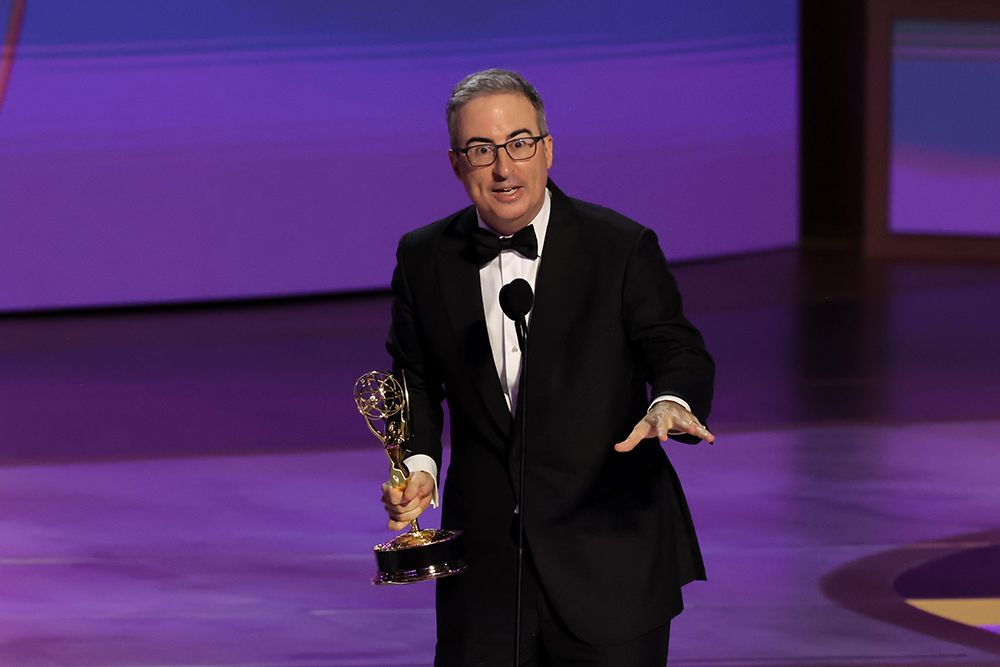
[487,213,527,231]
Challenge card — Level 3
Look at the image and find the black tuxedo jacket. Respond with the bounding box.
[387,181,714,646]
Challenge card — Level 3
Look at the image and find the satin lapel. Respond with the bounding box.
[436,210,513,439]
[509,185,583,478]
[527,185,582,370]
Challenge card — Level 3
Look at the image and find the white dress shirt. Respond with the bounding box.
[477,189,552,413]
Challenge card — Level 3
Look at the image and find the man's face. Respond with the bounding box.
[448,93,553,236]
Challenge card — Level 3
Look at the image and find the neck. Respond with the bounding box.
[480,203,543,237]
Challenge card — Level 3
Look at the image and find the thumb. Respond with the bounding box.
[614,421,649,452]
[383,481,402,503]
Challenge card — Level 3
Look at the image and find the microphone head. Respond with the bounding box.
[499,278,534,320]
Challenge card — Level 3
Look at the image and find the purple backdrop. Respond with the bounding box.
[0,1,798,312]
[890,20,1000,238]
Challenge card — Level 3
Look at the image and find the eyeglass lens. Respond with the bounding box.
[466,137,539,166]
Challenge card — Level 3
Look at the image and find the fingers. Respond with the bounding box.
[381,472,434,531]
[657,408,715,444]
[651,410,675,442]
[387,494,432,530]
[670,418,715,444]
[382,485,423,514]
[401,471,433,503]
[665,407,715,443]
[669,414,716,444]
[614,404,716,452]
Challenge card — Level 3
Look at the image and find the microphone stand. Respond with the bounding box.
[512,312,528,667]
[499,276,533,667]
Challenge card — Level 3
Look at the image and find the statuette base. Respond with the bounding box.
[372,528,467,585]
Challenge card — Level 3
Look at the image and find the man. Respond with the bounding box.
[381,69,715,666]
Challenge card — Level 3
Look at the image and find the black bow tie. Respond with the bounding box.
[472,225,538,267]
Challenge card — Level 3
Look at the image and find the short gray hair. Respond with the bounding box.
[446,69,548,148]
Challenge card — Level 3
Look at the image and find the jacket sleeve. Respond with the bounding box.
[386,236,445,470]
[622,228,715,443]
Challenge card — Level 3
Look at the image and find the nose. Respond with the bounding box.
[492,147,512,179]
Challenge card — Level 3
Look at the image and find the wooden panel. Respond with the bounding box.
[863,0,1000,260]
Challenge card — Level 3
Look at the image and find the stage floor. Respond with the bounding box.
[2,248,999,666]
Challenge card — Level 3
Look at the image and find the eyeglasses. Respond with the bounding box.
[453,134,548,167]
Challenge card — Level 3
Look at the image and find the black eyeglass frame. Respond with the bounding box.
[452,134,549,167]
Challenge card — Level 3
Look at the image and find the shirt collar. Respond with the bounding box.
[476,188,551,258]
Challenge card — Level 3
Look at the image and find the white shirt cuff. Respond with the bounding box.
[402,454,439,508]
[649,394,691,413]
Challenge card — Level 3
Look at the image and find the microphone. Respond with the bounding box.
[499,277,534,667]
[499,278,533,350]
[499,278,533,319]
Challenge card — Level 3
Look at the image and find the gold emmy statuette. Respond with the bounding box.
[354,370,467,585]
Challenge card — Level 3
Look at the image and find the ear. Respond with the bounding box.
[542,135,553,169]
[448,150,462,179]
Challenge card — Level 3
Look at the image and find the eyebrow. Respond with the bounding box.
[464,128,533,146]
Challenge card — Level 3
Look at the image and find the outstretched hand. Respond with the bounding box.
[614,400,715,452]
[381,470,435,531]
